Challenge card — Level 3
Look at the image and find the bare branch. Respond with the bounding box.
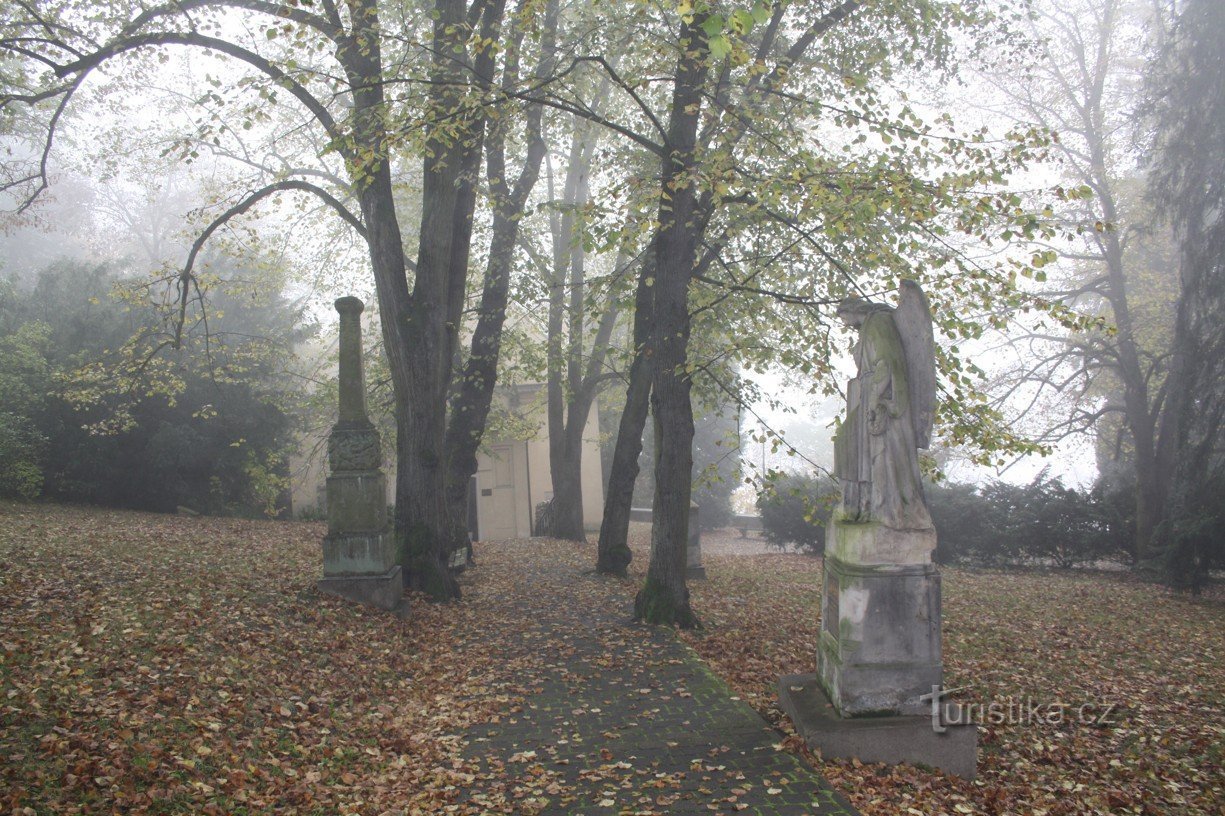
[174,180,367,347]
[54,31,345,153]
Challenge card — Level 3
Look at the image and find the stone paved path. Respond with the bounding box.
[459,551,857,816]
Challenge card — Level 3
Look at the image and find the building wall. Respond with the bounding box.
[473,391,604,538]
[293,384,605,540]
[514,398,605,532]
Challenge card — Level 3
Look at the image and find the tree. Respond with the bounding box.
[442,0,558,557]
[987,0,1224,579]
[0,258,309,515]
[688,395,741,530]
[757,471,837,552]
[532,102,633,542]
[1145,0,1225,588]
[0,0,551,599]
[978,0,1180,560]
[561,0,1063,624]
[0,306,51,499]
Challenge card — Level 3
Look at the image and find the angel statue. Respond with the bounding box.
[833,281,936,531]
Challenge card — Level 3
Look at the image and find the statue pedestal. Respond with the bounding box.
[319,464,403,613]
[777,673,977,780]
[817,553,941,716]
[816,518,939,716]
[318,565,405,613]
[778,517,976,778]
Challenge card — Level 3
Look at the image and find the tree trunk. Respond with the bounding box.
[336,0,458,600]
[632,17,707,627]
[441,0,553,556]
[596,251,656,575]
[441,205,524,555]
[542,116,598,541]
[549,430,587,540]
[1094,163,1165,560]
[393,0,503,599]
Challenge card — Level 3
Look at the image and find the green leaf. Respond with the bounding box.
[708,33,731,59]
[730,9,755,34]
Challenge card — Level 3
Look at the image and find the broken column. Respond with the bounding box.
[317,296,404,612]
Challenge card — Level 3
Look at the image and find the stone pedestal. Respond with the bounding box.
[816,518,940,716]
[318,297,404,614]
[777,673,977,780]
[686,502,705,580]
[779,516,976,778]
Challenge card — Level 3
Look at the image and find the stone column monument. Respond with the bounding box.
[778,281,975,778]
[317,296,404,613]
[686,502,705,580]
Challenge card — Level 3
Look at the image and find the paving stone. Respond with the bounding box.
[459,558,858,816]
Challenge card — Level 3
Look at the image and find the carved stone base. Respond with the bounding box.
[818,543,942,717]
[322,530,397,576]
[318,565,406,614]
[826,515,937,566]
[328,423,381,472]
[325,470,387,536]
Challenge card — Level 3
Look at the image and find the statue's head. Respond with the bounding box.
[836,296,876,328]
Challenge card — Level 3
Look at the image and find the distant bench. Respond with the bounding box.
[733,514,764,538]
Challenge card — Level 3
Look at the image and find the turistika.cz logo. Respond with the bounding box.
[919,686,1119,733]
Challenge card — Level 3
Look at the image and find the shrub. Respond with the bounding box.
[0,412,46,499]
[756,472,838,553]
[928,471,1128,568]
[927,481,1003,565]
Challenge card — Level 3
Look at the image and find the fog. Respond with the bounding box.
[1,0,1221,581]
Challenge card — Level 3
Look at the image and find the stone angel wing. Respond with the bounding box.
[893,280,937,449]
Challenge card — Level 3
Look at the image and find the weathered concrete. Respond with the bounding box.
[825,516,937,566]
[733,512,764,537]
[778,673,977,780]
[318,565,407,614]
[325,471,387,536]
[816,550,941,716]
[321,530,398,576]
[319,297,403,614]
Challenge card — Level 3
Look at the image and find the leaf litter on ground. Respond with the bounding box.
[0,504,1221,815]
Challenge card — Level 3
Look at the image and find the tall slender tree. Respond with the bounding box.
[1145,0,1225,587]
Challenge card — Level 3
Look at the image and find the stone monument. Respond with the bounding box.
[687,502,705,580]
[317,296,405,613]
[778,281,976,778]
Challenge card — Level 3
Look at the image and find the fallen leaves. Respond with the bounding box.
[2,506,1221,815]
[677,531,1225,816]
